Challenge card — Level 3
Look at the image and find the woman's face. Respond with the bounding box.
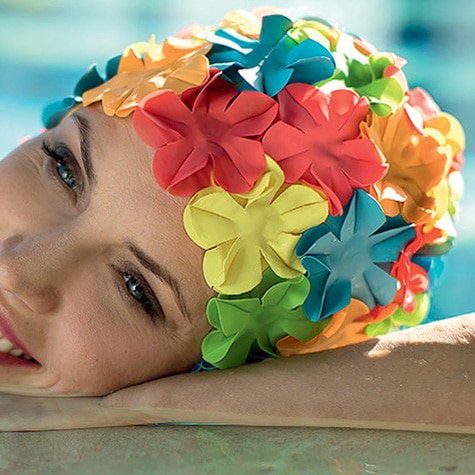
[0,105,213,395]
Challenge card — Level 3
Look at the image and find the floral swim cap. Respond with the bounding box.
[42,7,465,370]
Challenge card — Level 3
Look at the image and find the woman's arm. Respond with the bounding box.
[103,313,475,433]
[1,314,474,432]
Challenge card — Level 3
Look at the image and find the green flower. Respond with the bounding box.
[344,53,406,116]
[202,269,324,369]
[319,53,406,117]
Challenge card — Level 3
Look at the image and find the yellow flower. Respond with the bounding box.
[82,35,211,117]
[184,159,329,294]
[292,18,341,51]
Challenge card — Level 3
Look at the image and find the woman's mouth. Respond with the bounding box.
[0,331,38,365]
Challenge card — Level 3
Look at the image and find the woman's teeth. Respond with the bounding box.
[0,332,33,361]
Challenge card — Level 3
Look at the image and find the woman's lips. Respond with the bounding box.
[0,311,39,366]
[0,351,38,367]
[0,331,36,362]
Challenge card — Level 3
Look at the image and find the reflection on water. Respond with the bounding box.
[1,424,475,474]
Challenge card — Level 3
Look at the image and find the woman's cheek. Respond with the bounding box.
[46,292,158,395]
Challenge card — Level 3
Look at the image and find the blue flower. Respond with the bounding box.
[42,55,121,128]
[295,189,416,321]
[206,14,335,97]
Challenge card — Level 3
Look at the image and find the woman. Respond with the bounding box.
[1,7,474,432]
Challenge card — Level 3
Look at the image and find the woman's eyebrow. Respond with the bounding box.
[71,113,95,186]
[126,241,192,323]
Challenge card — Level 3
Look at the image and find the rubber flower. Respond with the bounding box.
[389,226,430,313]
[365,293,430,337]
[184,158,329,294]
[133,71,278,196]
[295,189,415,322]
[82,35,211,117]
[292,18,342,52]
[263,83,387,215]
[407,87,466,167]
[202,269,323,369]
[357,225,435,326]
[361,91,465,226]
[342,53,407,116]
[221,7,285,38]
[41,56,120,128]
[277,299,371,356]
[406,87,440,120]
[206,13,335,96]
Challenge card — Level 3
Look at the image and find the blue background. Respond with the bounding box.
[0,0,474,320]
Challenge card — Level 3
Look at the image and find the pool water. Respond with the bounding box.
[2,425,475,475]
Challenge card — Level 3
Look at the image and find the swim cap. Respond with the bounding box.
[42,8,465,370]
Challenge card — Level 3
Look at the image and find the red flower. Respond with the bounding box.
[390,226,440,312]
[262,83,387,215]
[133,71,278,195]
[362,226,440,322]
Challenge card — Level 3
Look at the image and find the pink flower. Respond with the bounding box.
[133,71,278,196]
[262,83,387,215]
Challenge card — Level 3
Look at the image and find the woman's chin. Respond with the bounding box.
[0,360,87,397]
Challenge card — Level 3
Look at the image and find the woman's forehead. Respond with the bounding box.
[50,108,188,243]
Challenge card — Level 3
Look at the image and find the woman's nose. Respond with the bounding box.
[0,233,64,314]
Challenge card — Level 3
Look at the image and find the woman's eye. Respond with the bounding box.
[41,140,79,192]
[56,158,76,188]
[123,272,147,303]
[122,271,165,323]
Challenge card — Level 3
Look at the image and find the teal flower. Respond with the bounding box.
[42,55,120,128]
[202,269,324,369]
[296,190,416,321]
[206,14,335,96]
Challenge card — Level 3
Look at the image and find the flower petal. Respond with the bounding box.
[273,184,329,233]
[212,137,267,193]
[261,274,310,309]
[184,190,242,248]
[264,84,386,214]
[203,237,263,293]
[297,190,415,321]
[157,145,212,195]
[277,299,371,356]
[262,122,308,182]
[224,90,278,137]
[202,330,251,368]
[134,90,190,147]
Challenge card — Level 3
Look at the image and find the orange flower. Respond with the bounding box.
[276,299,371,356]
[82,35,211,117]
[361,95,464,226]
[221,7,285,38]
